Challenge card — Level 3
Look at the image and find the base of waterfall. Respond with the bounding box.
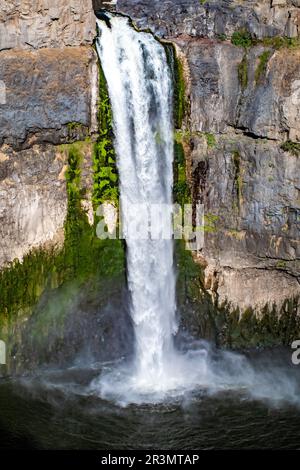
[2,351,300,450]
[90,340,300,407]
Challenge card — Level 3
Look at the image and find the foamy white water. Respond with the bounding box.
[95,14,180,393]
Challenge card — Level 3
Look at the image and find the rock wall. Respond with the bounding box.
[0,0,95,50]
[113,0,300,314]
[116,0,300,39]
[0,0,98,267]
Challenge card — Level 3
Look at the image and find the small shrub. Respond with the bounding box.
[281,140,300,157]
[255,50,272,84]
[262,36,300,50]
[231,30,253,48]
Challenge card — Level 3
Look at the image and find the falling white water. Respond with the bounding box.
[92,14,300,406]
[95,14,181,394]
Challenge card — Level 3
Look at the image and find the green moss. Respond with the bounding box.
[204,133,216,148]
[231,32,300,51]
[164,43,187,129]
[255,50,272,84]
[93,63,119,209]
[0,249,59,332]
[238,54,248,89]
[175,239,204,306]
[261,36,300,50]
[281,140,300,157]
[231,29,253,49]
[215,297,300,349]
[276,260,287,269]
[173,141,191,206]
[174,57,186,129]
[66,122,89,141]
[67,122,83,131]
[174,130,216,146]
[203,213,219,233]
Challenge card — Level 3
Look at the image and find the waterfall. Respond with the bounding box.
[95,14,177,389]
[92,15,300,406]
[94,14,209,403]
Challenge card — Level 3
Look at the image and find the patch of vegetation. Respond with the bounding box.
[255,50,272,84]
[66,122,89,140]
[261,36,300,50]
[217,33,227,42]
[174,130,196,143]
[231,30,300,52]
[165,43,187,129]
[238,54,248,89]
[174,56,186,129]
[203,213,219,233]
[281,140,300,157]
[93,63,119,208]
[173,141,191,207]
[276,260,287,269]
[67,122,83,131]
[204,133,216,148]
[231,29,253,49]
[214,297,300,349]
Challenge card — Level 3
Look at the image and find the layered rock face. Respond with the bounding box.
[0,0,97,267]
[0,0,95,50]
[116,0,300,39]
[113,0,300,314]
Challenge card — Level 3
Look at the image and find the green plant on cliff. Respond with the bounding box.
[164,43,187,130]
[173,140,192,207]
[231,29,253,48]
[204,133,216,148]
[175,58,186,129]
[281,140,300,157]
[67,122,83,131]
[203,213,219,233]
[255,50,272,84]
[93,63,119,208]
[231,31,300,51]
[261,36,300,50]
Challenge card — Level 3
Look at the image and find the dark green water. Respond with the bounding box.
[1,350,300,450]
